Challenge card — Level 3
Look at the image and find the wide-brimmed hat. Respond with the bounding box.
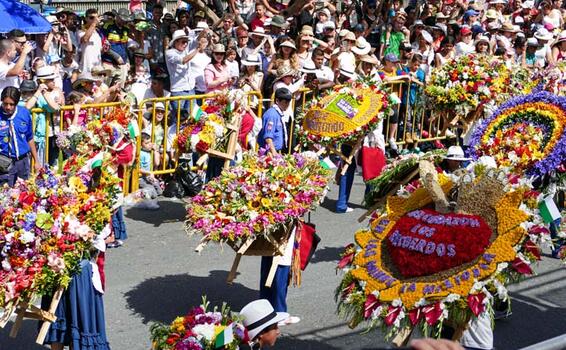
[527,37,540,47]
[240,300,288,340]
[117,8,133,22]
[500,22,518,33]
[344,31,356,41]
[194,21,209,32]
[36,66,58,80]
[242,53,261,66]
[300,25,314,37]
[522,0,535,9]
[54,7,73,15]
[251,26,267,37]
[299,59,317,73]
[72,72,99,89]
[20,80,37,92]
[436,12,449,19]
[489,0,507,4]
[46,16,59,25]
[485,9,498,19]
[274,65,297,82]
[475,35,490,45]
[212,43,226,53]
[420,30,433,44]
[270,15,287,28]
[323,21,336,31]
[317,8,331,18]
[535,28,553,41]
[169,29,189,48]
[351,37,371,55]
[410,20,425,29]
[359,54,379,65]
[133,11,146,21]
[339,65,357,80]
[154,102,166,110]
[552,30,566,47]
[279,40,296,50]
[443,146,470,161]
[91,65,112,76]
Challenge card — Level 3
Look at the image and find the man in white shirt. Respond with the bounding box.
[0,39,31,94]
[311,48,334,89]
[78,8,102,75]
[165,30,206,115]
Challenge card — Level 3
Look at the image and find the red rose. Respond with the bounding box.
[195,140,209,154]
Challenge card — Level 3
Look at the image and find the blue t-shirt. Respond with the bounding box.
[0,106,33,158]
[400,67,425,105]
[258,106,285,151]
[140,149,152,172]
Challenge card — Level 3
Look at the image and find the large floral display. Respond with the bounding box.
[336,162,549,339]
[425,54,534,117]
[150,298,247,350]
[294,82,393,150]
[0,154,121,307]
[175,90,244,155]
[470,91,566,178]
[185,152,330,244]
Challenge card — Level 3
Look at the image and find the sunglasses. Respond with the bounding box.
[89,16,97,20]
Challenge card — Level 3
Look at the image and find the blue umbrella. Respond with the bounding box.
[0,0,51,34]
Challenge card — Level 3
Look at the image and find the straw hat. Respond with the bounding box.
[485,9,498,19]
[299,59,318,73]
[351,37,371,55]
[300,25,314,37]
[359,54,379,65]
[344,31,356,41]
[535,28,553,41]
[279,40,297,50]
[168,29,189,48]
[251,26,267,37]
[500,22,518,33]
[72,72,99,89]
[274,65,297,82]
[91,65,112,76]
[552,30,566,47]
[339,65,357,80]
[474,35,490,45]
[240,300,288,340]
[212,43,226,53]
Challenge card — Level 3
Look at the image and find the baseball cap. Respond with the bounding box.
[384,53,399,62]
[460,26,472,36]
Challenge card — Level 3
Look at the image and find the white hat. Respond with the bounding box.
[251,26,267,37]
[515,16,525,24]
[351,37,371,55]
[420,30,433,44]
[553,30,566,47]
[339,64,357,80]
[242,53,261,66]
[299,59,318,73]
[36,66,58,80]
[279,40,297,50]
[443,146,470,161]
[489,0,507,4]
[521,0,534,8]
[154,102,165,110]
[240,300,288,340]
[323,21,336,30]
[46,15,59,24]
[475,35,490,45]
[535,28,553,41]
[527,37,539,46]
[169,29,189,48]
[194,21,209,31]
[317,8,331,17]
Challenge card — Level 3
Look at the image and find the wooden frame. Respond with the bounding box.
[0,287,64,345]
[196,121,241,170]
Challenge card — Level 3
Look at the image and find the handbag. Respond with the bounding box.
[361,146,386,182]
[175,159,203,197]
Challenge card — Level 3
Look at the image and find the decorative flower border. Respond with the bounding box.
[294,82,393,149]
[469,91,566,178]
[336,165,549,339]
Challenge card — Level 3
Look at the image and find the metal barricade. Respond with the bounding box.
[130,91,263,192]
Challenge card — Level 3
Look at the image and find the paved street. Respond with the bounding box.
[2,175,566,350]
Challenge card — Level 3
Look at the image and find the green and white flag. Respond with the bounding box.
[191,105,204,121]
[214,324,234,349]
[539,196,561,224]
[320,157,337,170]
[128,121,140,139]
[81,152,105,173]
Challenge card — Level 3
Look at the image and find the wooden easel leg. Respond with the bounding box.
[0,299,17,328]
[227,254,243,285]
[391,326,414,347]
[36,287,64,345]
[264,256,281,288]
[9,300,29,338]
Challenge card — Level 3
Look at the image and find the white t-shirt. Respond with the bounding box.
[461,310,493,349]
[317,65,335,83]
[78,28,102,74]
[190,52,211,93]
[0,61,20,95]
[455,41,475,57]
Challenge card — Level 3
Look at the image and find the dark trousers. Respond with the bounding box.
[0,155,30,187]
[112,207,127,241]
[259,256,290,313]
[336,145,356,212]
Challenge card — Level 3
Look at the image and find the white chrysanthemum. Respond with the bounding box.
[193,324,216,341]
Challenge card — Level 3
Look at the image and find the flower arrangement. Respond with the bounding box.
[0,154,121,307]
[425,55,523,116]
[469,91,566,178]
[56,107,136,156]
[294,81,393,149]
[150,297,247,350]
[175,90,244,155]
[185,152,330,243]
[535,61,566,96]
[364,150,446,206]
[336,163,549,340]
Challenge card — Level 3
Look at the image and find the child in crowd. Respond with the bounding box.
[138,132,162,209]
[226,47,240,85]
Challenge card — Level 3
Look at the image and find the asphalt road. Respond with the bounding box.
[2,174,566,350]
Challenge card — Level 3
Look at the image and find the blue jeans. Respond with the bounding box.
[259,256,290,312]
[170,90,195,120]
[0,155,30,187]
[112,206,127,241]
[336,145,356,213]
[551,218,563,257]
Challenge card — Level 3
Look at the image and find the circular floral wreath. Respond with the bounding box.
[336,165,548,339]
[469,91,566,178]
[294,82,393,149]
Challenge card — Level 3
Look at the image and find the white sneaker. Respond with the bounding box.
[389,138,398,150]
[345,207,354,213]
